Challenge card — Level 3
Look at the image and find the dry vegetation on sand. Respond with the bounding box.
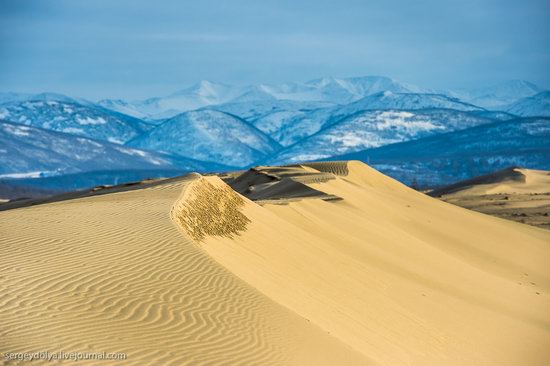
[174,178,251,241]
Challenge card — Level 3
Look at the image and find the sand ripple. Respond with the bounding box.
[0,175,368,365]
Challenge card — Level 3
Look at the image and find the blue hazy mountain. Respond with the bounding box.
[266,109,497,165]
[99,81,244,120]
[0,100,151,144]
[449,80,543,109]
[0,120,229,179]
[98,76,425,119]
[24,77,545,121]
[328,118,550,187]
[250,92,486,148]
[332,91,484,116]
[505,91,550,117]
[0,91,94,106]
[127,109,281,167]
[205,99,335,123]
[2,76,548,197]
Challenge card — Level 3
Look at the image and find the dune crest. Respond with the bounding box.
[192,161,550,366]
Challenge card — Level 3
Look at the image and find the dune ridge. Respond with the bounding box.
[187,161,550,366]
[432,167,550,229]
[0,174,371,365]
[298,161,350,176]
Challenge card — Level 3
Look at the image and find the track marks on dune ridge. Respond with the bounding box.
[173,177,251,242]
[0,179,293,365]
[300,161,350,176]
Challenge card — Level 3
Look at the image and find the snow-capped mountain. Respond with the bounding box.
[0,91,93,106]
[204,100,336,147]
[257,76,426,104]
[25,92,95,106]
[96,99,151,120]
[9,77,545,123]
[3,76,547,192]
[252,109,326,146]
[0,120,226,179]
[505,91,550,117]
[229,86,278,103]
[207,99,335,123]
[127,110,281,167]
[252,107,335,147]
[331,117,550,187]
[99,81,244,120]
[267,77,358,103]
[344,76,428,95]
[0,100,152,143]
[247,92,486,148]
[332,91,484,119]
[304,76,424,102]
[265,109,497,164]
[98,76,425,120]
[450,80,543,109]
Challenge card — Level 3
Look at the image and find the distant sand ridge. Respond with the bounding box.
[1,161,549,365]
[432,167,550,229]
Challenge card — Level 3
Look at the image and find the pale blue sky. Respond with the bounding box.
[1,0,549,99]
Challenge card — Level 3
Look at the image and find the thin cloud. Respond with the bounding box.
[135,33,233,43]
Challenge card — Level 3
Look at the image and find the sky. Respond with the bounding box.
[0,0,549,100]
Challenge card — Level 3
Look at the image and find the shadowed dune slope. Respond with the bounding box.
[179,161,550,366]
[0,175,371,365]
[228,165,340,203]
[432,167,550,197]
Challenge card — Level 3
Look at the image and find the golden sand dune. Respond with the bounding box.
[183,162,550,365]
[1,161,549,365]
[0,174,368,365]
[432,167,550,229]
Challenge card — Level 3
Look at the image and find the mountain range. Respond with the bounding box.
[331,118,550,187]
[0,100,151,143]
[265,109,497,165]
[0,75,548,195]
[449,80,543,109]
[96,77,545,120]
[128,110,280,167]
[505,91,550,117]
[97,76,427,119]
[0,120,228,178]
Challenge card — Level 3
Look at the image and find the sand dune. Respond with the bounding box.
[431,167,550,196]
[432,167,550,229]
[182,162,550,365]
[2,161,549,365]
[0,174,369,365]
